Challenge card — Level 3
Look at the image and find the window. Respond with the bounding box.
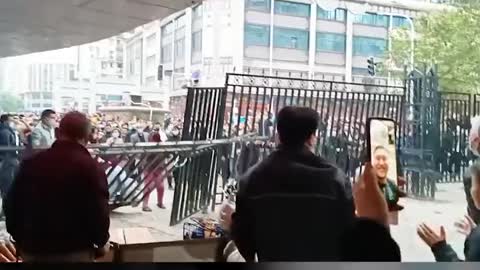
[274,0,310,17]
[32,103,41,108]
[393,16,409,28]
[146,55,156,72]
[316,32,345,53]
[317,8,346,22]
[246,0,270,12]
[175,38,185,59]
[43,92,53,99]
[273,27,309,50]
[192,31,202,52]
[245,24,270,47]
[176,15,186,29]
[31,93,41,99]
[193,5,203,20]
[107,95,123,101]
[146,33,157,50]
[161,23,173,36]
[354,13,388,27]
[161,44,172,63]
[43,103,52,108]
[353,36,387,57]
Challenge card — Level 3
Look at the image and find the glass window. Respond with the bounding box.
[175,38,185,59]
[146,33,156,50]
[43,92,53,99]
[193,5,203,20]
[192,31,202,52]
[161,23,173,36]
[245,24,270,47]
[354,13,388,27]
[392,16,409,28]
[273,27,309,50]
[176,15,186,29]
[107,95,123,101]
[274,0,310,17]
[246,0,270,12]
[161,44,172,63]
[316,32,345,53]
[317,8,346,21]
[352,36,387,57]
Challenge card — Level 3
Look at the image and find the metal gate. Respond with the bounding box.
[170,87,227,225]
[223,73,405,180]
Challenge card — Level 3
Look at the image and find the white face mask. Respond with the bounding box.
[112,132,120,138]
[8,122,15,129]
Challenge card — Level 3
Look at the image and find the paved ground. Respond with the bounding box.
[0,182,470,261]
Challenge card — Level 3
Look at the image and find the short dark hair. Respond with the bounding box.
[58,111,91,141]
[41,109,56,120]
[276,106,319,147]
[0,114,11,123]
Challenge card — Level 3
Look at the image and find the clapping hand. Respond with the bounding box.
[454,215,477,236]
[417,223,446,247]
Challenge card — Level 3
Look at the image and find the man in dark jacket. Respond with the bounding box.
[4,111,110,262]
[0,114,19,220]
[231,107,400,262]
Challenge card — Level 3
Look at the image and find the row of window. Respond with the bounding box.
[161,32,202,63]
[245,23,386,56]
[246,0,410,28]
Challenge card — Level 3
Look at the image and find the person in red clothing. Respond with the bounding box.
[142,129,166,212]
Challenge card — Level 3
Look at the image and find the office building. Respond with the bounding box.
[155,0,447,115]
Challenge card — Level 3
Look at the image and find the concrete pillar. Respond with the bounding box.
[345,10,354,83]
[308,3,317,80]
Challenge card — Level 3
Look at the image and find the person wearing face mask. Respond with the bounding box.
[31,109,57,148]
[0,114,20,220]
[4,111,110,262]
[105,128,124,146]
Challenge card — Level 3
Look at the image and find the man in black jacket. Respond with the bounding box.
[4,111,110,262]
[231,106,400,262]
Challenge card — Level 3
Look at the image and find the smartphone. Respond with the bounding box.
[366,117,402,216]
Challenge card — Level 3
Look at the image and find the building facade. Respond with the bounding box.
[157,0,447,103]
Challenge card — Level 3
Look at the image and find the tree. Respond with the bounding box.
[0,91,23,113]
[388,4,480,93]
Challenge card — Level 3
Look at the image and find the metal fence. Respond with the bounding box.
[221,73,405,180]
[0,136,266,226]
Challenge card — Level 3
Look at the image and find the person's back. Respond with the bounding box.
[4,111,110,262]
[232,107,355,261]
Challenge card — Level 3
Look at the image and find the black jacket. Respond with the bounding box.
[231,146,393,261]
[4,140,110,255]
[464,171,480,225]
[431,226,480,261]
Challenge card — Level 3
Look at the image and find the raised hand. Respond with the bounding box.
[417,223,446,247]
[454,215,477,236]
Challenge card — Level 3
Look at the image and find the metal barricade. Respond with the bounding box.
[0,135,268,226]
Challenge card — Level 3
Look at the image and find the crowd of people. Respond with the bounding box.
[1,106,480,262]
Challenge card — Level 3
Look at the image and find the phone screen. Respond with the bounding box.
[368,118,400,219]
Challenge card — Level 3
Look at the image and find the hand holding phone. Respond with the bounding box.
[366,118,404,214]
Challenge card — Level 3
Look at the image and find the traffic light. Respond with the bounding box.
[367,57,376,76]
